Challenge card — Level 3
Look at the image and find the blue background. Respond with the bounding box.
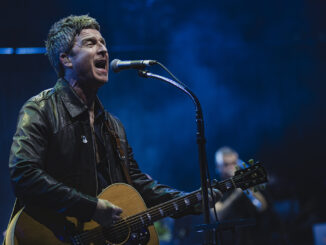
[1,0,325,244]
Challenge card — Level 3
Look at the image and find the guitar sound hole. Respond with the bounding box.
[105,219,130,244]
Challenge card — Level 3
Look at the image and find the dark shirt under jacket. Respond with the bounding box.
[8,78,191,224]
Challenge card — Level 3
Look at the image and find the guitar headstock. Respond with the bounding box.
[212,159,268,193]
[233,160,267,190]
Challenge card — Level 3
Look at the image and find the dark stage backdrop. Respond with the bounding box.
[0,0,325,244]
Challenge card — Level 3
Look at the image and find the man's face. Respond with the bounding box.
[67,28,109,87]
[218,153,238,179]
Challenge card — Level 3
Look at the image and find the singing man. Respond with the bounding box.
[5,15,220,244]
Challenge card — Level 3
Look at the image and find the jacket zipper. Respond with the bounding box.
[89,123,99,196]
[101,123,113,184]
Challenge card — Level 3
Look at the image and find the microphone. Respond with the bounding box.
[110,59,157,73]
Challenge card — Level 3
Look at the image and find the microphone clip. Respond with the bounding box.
[138,70,149,78]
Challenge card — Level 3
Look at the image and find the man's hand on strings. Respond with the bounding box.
[92,199,123,227]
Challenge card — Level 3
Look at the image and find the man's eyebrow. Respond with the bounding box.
[100,37,106,44]
[81,37,96,42]
[81,36,106,45]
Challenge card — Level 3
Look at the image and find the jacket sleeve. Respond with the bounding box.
[9,100,97,221]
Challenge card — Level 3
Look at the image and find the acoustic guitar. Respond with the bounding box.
[5,161,267,245]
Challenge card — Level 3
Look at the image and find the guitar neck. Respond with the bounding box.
[90,163,266,241]
[125,178,236,231]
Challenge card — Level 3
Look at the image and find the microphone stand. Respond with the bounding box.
[138,70,214,245]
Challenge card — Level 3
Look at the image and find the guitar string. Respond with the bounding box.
[78,179,256,244]
[80,180,244,244]
[78,180,226,242]
[77,194,200,243]
[76,171,264,243]
[78,183,230,243]
[77,172,264,244]
[78,195,200,244]
[77,169,265,242]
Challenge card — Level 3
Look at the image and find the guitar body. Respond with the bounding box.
[5,183,159,245]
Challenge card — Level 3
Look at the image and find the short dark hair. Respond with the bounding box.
[45,15,100,77]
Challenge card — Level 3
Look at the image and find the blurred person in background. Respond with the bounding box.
[172,147,269,245]
[213,146,268,245]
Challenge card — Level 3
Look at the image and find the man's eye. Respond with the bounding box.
[86,40,95,46]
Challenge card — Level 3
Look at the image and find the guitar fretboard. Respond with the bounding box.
[81,163,266,243]
[124,177,236,231]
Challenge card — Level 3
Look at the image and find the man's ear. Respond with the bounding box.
[59,53,73,69]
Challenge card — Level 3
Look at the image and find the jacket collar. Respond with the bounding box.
[55,78,105,119]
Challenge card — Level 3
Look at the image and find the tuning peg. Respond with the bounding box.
[248,159,254,166]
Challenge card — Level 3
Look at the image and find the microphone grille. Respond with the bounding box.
[110,59,120,73]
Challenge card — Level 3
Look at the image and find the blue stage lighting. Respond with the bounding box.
[15,47,46,54]
[0,48,14,54]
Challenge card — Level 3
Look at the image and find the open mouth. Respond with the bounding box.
[94,59,107,71]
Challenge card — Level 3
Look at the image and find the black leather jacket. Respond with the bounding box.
[9,78,188,222]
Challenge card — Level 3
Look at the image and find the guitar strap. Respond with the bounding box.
[102,112,132,185]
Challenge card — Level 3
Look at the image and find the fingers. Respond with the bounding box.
[108,202,123,219]
[208,188,222,207]
[92,199,124,227]
[105,201,123,218]
[112,215,121,223]
[113,205,123,215]
[100,209,122,227]
[213,189,222,201]
[111,206,123,223]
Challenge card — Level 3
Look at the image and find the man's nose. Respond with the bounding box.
[98,43,108,56]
